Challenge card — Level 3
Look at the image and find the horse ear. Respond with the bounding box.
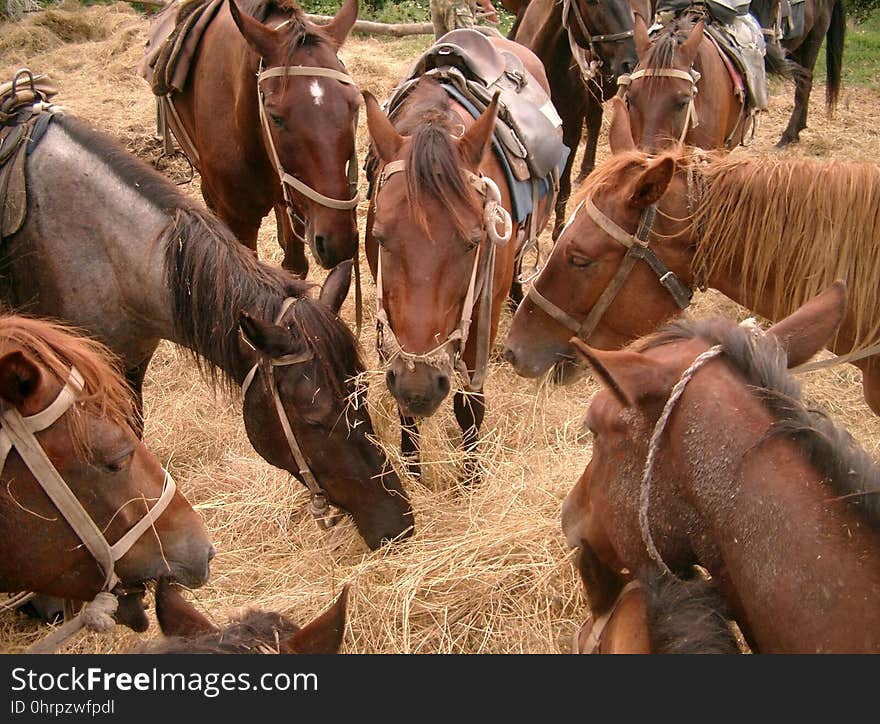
[364,91,404,163]
[284,584,349,654]
[155,578,218,638]
[0,350,42,409]
[239,311,303,358]
[628,156,675,209]
[634,13,652,56]
[458,90,499,168]
[321,0,358,49]
[228,0,277,59]
[570,338,671,407]
[608,97,636,154]
[319,260,353,315]
[679,20,705,68]
[765,280,848,368]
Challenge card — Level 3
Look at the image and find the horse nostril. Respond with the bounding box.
[435,374,450,398]
[207,545,217,561]
[503,347,517,367]
[314,234,326,264]
[385,369,396,390]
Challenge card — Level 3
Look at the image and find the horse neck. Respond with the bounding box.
[673,372,880,651]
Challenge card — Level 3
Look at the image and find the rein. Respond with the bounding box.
[0,368,176,654]
[527,194,692,344]
[562,0,635,83]
[240,297,341,530]
[371,158,512,391]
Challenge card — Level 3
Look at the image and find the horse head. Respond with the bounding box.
[0,316,214,609]
[237,262,414,549]
[562,0,639,79]
[228,0,362,268]
[364,85,502,418]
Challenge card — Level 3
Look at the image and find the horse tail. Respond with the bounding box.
[638,567,741,654]
[825,0,846,113]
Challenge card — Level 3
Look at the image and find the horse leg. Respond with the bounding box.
[777,58,814,147]
[453,389,485,486]
[274,204,309,278]
[575,99,602,185]
[553,110,584,239]
[400,412,421,481]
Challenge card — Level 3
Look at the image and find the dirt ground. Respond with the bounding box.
[1,2,879,654]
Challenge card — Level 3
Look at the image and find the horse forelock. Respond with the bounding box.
[635,316,880,531]
[571,149,666,208]
[0,315,134,453]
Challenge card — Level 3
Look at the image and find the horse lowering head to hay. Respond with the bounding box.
[362,36,556,482]
[563,283,880,652]
[503,108,880,414]
[138,579,348,653]
[4,105,413,550]
[621,15,753,152]
[144,0,361,275]
[0,314,213,643]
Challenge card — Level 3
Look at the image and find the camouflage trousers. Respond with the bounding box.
[430,0,476,39]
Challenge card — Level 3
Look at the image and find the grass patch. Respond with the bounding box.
[814,12,880,86]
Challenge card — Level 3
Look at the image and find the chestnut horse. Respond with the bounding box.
[0,315,213,644]
[5,108,412,549]
[146,0,361,275]
[749,0,845,147]
[622,15,752,152]
[512,0,645,236]
[503,106,880,414]
[138,578,348,653]
[563,283,880,652]
[362,38,554,481]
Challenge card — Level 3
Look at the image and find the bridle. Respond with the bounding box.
[562,0,635,83]
[240,297,342,530]
[617,66,702,145]
[526,194,692,344]
[371,159,512,392]
[0,367,176,653]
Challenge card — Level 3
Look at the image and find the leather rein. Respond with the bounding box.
[0,368,177,653]
[371,158,512,392]
[527,195,693,344]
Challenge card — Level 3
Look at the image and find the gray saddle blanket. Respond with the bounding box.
[390,28,565,182]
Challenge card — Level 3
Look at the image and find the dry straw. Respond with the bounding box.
[1,2,879,654]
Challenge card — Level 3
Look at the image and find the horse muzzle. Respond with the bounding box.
[385,358,452,419]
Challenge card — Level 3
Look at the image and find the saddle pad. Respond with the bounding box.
[705,16,768,111]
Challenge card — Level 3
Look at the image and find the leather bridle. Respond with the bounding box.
[562,0,635,83]
[371,159,512,392]
[526,195,692,344]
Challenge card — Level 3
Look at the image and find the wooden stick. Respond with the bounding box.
[305,14,434,36]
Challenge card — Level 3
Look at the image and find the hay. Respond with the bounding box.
[2,2,880,654]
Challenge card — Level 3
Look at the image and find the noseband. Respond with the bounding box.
[371,159,512,391]
[0,367,176,653]
[241,297,342,530]
[562,0,635,83]
[527,194,693,345]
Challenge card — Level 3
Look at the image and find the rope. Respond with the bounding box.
[27,592,118,654]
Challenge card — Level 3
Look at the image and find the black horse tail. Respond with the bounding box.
[639,567,741,654]
[825,0,846,113]
[764,37,794,80]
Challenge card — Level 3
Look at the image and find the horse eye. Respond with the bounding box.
[104,450,134,473]
[269,112,284,128]
[568,253,592,269]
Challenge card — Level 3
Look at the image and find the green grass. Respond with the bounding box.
[814,12,880,87]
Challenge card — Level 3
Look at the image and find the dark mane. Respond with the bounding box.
[240,0,332,64]
[639,567,740,654]
[641,14,696,73]
[637,317,880,531]
[57,114,360,398]
[394,79,482,240]
[139,610,300,654]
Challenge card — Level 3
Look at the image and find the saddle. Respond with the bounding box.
[0,71,61,239]
[138,0,225,96]
[388,29,566,185]
[781,0,806,39]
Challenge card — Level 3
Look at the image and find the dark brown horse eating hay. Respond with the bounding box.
[563,283,880,652]
[138,579,348,653]
[2,97,412,549]
[503,107,880,415]
[140,0,361,276]
[0,314,213,647]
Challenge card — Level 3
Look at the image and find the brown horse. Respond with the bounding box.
[572,568,740,653]
[137,578,348,653]
[148,0,361,275]
[512,0,646,237]
[749,0,845,147]
[362,37,554,480]
[563,283,880,652]
[623,15,752,152]
[503,108,880,414]
[0,315,213,636]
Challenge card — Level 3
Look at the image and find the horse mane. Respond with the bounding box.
[640,14,697,74]
[394,79,483,241]
[138,609,301,654]
[639,567,741,654]
[54,115,360,398]
[0,315,134,451]
[637,315,880,532]
[240,0,333,65]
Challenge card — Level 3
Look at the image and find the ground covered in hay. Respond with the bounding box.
[1,2,879,654]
